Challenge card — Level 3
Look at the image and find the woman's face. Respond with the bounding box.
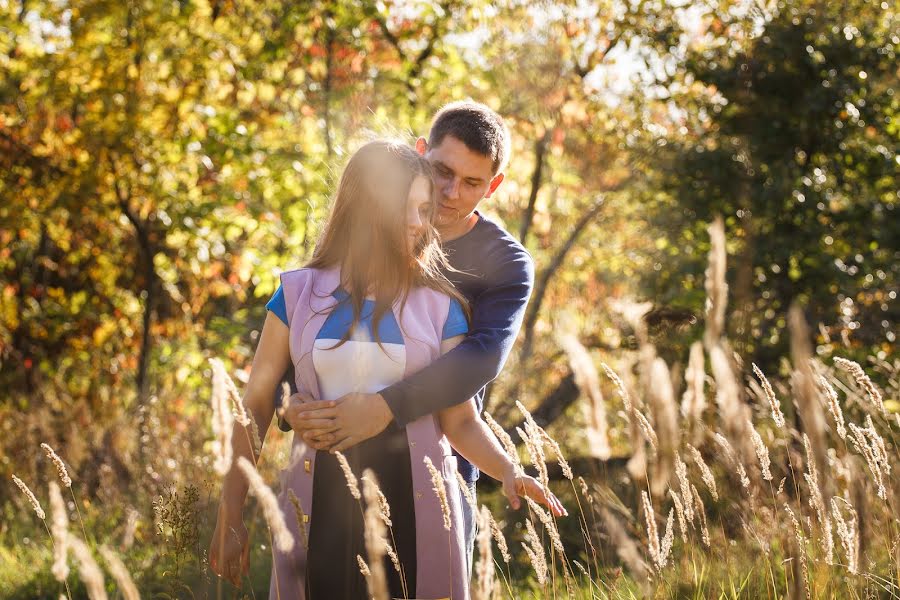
[406,175,433,252]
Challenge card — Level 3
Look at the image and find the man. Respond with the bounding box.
[280,100,534,570]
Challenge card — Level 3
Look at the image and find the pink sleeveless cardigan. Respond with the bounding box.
[269,266,468,600]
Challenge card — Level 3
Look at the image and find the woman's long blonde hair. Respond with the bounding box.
[306,139,468,345]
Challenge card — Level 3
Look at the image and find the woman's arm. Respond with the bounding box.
[437,335,566,517]
[210,311,292,584]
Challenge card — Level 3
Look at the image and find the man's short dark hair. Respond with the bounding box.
[428,101,511,175]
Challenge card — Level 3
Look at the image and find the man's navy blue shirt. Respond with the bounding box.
[280,212,534,483]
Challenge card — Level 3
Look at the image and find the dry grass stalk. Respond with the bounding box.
[674,456,695,525]
[680,342,707,444]
[703,216,728,347]
[577,476,593,504]
[363,474,393,527]
[517,401,558,483]
[817,375,846,440]
[487,510,511,563]
[525,497,565,555]
[862,415,890,475]
[456,471,477,512]
[709,345,754,462]
[557,333,611,459]
[41,443,72,488]
[235,457,294,553]
[121,508,139,550]
[659,510,675,571]
[384,541,402,575]
[668,489,688,543]
[691,484,711,548]
[422,456,451,531]
[69,537,108,600]
[649,357,680,497]
[642,492,674,571]
[748,421,773,481]
[474,505,496,600]
[483,412,520,468]
[522,518,548,585]
[598,506,650,584]
[210,357,261,454]
[12,474,45,520]
[802,434,834,565]
[99,544,139,600]
[751,364,786,428]
[287,489,308,548]
[536,427,573,480]
[604,361,650,481]
[713,433,751,491]
[356,554,371,577]
[687,444,718,501]
[573,559,589,577]
[783,504,810,600]
[516,426,548,488]
[360,469,390,600]
[601,362,634,416]
[632,407,659,452]
[788,305,830,501]
[49,482,70,582]
[833,357,885,414]
[209,358,234,475]
[831,496,859,574]
[334,451,361,500]
[848,417,890,500]
[641,491,659,561]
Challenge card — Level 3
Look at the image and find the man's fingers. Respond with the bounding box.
[305,428,336,440]
[302,433,332,450]
[330,436,356,453]
[294,399,337,413]
[292,406,339,423]
[293,418,338,431]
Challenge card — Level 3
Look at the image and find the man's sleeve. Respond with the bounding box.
[380,249,535,427]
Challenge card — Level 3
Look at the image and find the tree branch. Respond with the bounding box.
[518,130,551,244]
[520,196,606,365]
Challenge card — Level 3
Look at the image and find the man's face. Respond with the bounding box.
[423,135,503,228]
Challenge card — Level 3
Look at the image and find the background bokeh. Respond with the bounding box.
[1,0,897,597]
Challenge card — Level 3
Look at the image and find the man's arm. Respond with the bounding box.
[383,249,534,426]
[283,247,534,450]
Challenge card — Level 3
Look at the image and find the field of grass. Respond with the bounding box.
[3,220,898,599]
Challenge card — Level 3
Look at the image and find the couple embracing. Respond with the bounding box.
[209,101,566,599]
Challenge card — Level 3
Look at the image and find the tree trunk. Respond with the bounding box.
[518,130,551,244]
[519,196,605,367]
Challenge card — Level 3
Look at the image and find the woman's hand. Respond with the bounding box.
[209,513,249,587]
[501,466,568,517]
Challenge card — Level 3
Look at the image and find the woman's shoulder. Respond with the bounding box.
[278,266,337,287]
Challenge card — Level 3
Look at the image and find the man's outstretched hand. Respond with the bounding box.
[280,392,394,451]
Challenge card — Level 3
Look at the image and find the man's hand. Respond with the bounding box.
[281,392,394,452]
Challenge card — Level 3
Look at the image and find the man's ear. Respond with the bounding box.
[415,137,428,156]
[484,172,505,198]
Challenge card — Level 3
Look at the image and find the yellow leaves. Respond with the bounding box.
[247,32,265,54]
[288,67,306,85]
[236,84,256,107]
[257,82,276,103]
[93,319,118,347]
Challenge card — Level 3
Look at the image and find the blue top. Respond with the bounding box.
[267,286,468,342]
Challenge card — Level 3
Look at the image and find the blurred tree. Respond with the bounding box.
[640,0,898,364]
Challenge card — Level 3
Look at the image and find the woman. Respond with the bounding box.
[209,140,564,599]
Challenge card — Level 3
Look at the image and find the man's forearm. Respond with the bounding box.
[381,339,503,426]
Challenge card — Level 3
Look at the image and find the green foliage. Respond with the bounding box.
[1,0,896,597]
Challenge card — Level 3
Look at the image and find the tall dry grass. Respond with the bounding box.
[6,215,898,599]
